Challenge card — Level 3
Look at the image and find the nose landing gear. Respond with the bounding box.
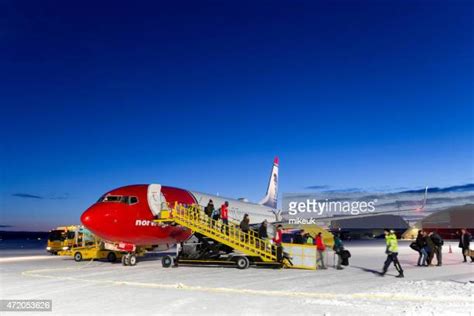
[121,253,137,266]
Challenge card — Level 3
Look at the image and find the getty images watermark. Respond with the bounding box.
[282,192,378,224]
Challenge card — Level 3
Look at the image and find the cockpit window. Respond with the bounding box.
[104,195,123,202]
[98,195,138,205]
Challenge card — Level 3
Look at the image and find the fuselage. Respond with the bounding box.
[81,184,277,246]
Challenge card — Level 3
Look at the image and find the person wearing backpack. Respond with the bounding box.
[414,230,428,266]
[211,205,220,228]
[204,199,214,218]
[333,234,344,270]
[429,231,444,266]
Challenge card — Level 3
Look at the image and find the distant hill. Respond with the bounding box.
[401,183,474,194]
[0,231,49,240]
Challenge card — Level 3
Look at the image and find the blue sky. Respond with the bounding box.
[0,0,473,230]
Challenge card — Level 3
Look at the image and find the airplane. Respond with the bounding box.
[81,157,280,265]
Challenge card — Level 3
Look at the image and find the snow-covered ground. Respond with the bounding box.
[0,240,472,315]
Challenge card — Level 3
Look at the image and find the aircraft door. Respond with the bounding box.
[147,184,162,217]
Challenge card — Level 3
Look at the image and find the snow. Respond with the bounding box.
[0,240,472,315]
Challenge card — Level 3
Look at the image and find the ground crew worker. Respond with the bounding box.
[381,229,404,278]
[315,232,327,269]
[273,224,283,262]
[220,201,229,234]
[305,233,314,245]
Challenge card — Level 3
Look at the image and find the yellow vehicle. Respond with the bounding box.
[46,225,79,255]
[57,226,123,263]
[68,243,123,263]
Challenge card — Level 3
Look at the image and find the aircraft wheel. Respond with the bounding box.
[107,252,117,263]
[122,254,129,266]
[74,252,82,262]
[235,256,250,270]
[162,255,174,268]
[128,254,137,266]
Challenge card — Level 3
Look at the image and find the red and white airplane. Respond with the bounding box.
[81,157,280,254]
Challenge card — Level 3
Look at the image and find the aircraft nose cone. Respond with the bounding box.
[81,205,100,232]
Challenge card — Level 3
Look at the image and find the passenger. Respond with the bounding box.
[220,201,229,234]
[258,220,268,250]
[258,220,268,239]
[415,230,428,266]
[240,214,250,233]
[333,234,344,270]
[459,229,474,263]
[424,231,436,266]
[315,232,327,269]
[273,224,283,262]
[240,214,250,242]
[293,230,305,244]
[381,229,404,278]
[204,199,214,218]
[211,205,220,228]
[429,231,444,266]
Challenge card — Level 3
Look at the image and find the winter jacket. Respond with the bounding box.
[416,233,426,248]
[430,233,443,247]
[204,203,214,217]
[273,230,282,245]
[221,204,228,220]
[459,233,471,249]
[239,219,249,232]
[316,235,326,251]
[333,237,344,252]
[425,236,436,253]
[258,224,268,239]
[385,233,399,253]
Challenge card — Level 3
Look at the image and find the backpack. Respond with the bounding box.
[340,250,351,266]
[340,249,351,259]
[211,208,220,218]
[410,242,420,252]
[432,235,444,247]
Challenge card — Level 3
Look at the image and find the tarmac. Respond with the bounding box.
[0,240,473,315]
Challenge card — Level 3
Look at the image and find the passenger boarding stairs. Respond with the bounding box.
[154,203,285,265]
